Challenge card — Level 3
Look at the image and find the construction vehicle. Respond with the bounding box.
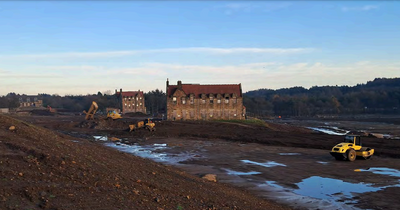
[330,135,374,161]
[83,101,98,120]
[107,110,122,120]
[129,118,156,132]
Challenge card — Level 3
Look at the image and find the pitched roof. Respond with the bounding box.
[167,83,242,98]
[116,91,144,97]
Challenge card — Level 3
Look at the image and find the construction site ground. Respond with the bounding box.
[2,113,400,210]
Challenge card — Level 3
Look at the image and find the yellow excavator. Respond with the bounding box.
[83,101,98,120]
[129,118,156,132]
[330,135,374,161]
[107,110,122,120]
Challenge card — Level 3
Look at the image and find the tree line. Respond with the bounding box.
[0,89,167,116]
[1,78,399,117]
[244,78,400,117]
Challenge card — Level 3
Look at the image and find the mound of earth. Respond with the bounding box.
[30,110,55,116]
[122,112,149,117]
[0,114,290,210]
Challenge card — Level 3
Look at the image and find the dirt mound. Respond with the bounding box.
[0,114,289,210]
[123,112,149,117]
[30,109,55,116]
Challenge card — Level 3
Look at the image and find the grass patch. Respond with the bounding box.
[214,118,267,127]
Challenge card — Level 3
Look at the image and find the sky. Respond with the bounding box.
[0,1,399,96]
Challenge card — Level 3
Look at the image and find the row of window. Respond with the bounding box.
[123,96,142,101]
[172,97,237,104]
[124,103,143,107]
[173,112,244,119]
[19,97,39,103]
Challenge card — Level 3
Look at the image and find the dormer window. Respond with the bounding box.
[209,94,214,104]
[173,97,177,104]
[190,94,194,104]
[182,97,186,105]
[232,94,237,104]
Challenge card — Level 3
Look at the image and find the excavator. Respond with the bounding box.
[83,101,155,132]
[83,101,98,120]
[106,110,122,120]
[129,118,156,132]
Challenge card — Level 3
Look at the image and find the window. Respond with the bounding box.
[136,97,138,100]
[124,103,127,106]
[173,97,177,104]
[27,98,31,102]
[34,97,38,102]
[140,97,142,100]
[182,97,186,105]
[140,103,142,106]
[202,99,206,104]
[233,98,237,104]
[225,97,229,104]
[210,96,214,104]
[217,99,221,104]
[190,96,194,104]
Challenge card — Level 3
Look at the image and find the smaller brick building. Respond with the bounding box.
[19,95,43,108]
[166,80,246,120]
[115,89,146,114]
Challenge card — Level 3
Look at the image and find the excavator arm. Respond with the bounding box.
[83,101,98,120]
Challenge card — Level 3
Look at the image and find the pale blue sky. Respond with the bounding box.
[0,1,399,95]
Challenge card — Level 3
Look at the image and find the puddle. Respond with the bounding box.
[257,175,400,210]
[223,168,262,176]
[355,167,400,178]
[279,153,301,156]
[294,176,381,200]
[241,160,286,167]
[105,142,199,164]
[93,135,108,141]
[317,161,329,165]
[307,126,349,136]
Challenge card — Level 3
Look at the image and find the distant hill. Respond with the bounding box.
[244,78,400,117]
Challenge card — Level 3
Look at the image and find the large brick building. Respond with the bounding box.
[115,89,146,114]
[166,80,246,120]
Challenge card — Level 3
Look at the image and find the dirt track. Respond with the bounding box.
[3,114,400,210]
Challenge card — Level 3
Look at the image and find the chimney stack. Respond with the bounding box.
[177,80,182,89]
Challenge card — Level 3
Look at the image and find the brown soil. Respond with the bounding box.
[0,114,290,210]
[3,114,400,210]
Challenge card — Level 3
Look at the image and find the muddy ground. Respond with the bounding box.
[3,113,400,210]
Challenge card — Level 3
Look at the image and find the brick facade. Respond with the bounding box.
[19,95,43,108]
[115,89,146,114]
[166,80,246,120]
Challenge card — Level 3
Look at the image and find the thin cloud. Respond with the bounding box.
[217,2,292,15]
[2,61,399,95]
[0,47,314,60]
[341,5,379,12]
